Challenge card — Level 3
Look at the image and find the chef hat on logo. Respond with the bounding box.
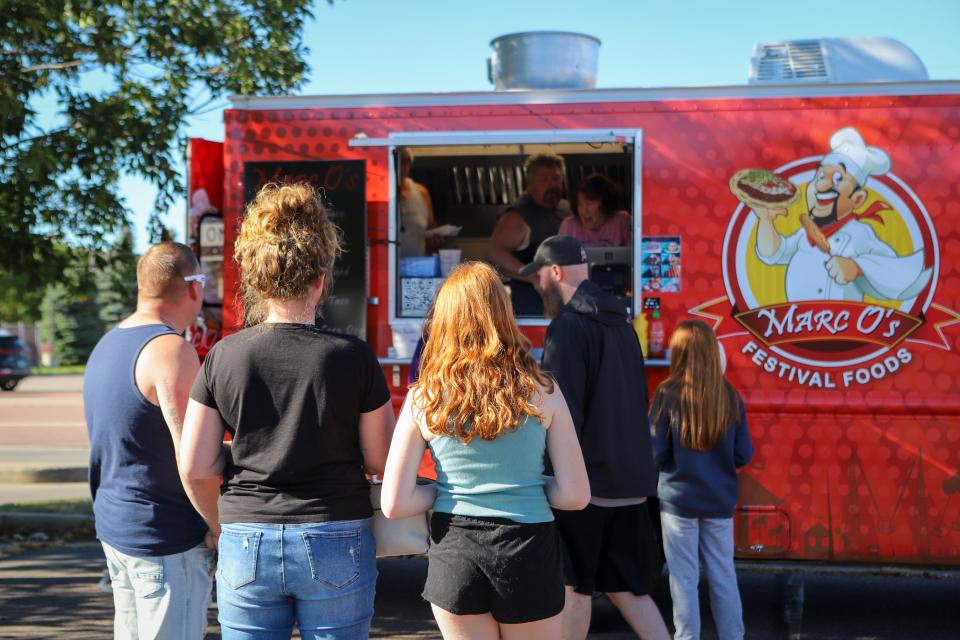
[821,127,891,186]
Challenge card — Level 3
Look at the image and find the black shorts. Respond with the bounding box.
[421,512,565,624]
[554,501,663,596]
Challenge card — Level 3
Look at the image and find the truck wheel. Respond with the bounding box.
[0,380,18,391]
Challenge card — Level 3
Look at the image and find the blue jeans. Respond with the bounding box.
[660,513,744,640]
[217,519,377,640]
[101,541,213,640]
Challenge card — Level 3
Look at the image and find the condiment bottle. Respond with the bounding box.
[649,311,666,359]
[633,312,649,357]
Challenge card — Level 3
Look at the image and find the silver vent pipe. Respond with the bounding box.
[488,31,601,91]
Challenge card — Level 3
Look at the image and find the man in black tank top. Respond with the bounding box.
[487,153,572,316]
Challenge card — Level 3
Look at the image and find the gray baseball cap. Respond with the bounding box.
[518,235,588,277]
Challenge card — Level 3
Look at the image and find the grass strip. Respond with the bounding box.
[0,499,93,515]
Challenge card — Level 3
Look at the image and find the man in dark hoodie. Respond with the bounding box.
[521,235,669,640]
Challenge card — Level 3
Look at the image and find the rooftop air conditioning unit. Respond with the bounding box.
[749,37,928,84]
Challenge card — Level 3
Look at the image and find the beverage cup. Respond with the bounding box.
[438,249,462,277]
[391,323,421,358]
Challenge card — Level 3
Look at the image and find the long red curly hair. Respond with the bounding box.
[412,262,553,443]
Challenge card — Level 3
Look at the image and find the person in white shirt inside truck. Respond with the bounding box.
[398,147,437,257]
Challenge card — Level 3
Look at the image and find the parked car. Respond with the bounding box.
[0,336,31,391]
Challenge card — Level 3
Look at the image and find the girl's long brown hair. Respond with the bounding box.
[413,262,553,443]
[653,319,739,451]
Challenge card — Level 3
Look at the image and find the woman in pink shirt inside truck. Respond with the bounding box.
[559,173,632,247]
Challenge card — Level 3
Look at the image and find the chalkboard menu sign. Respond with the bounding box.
[243,160,367,338]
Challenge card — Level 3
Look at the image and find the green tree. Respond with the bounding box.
[0,270,46,322]
[0,242,76,322]
[41,252,104,365]
[95,225,138,329]
[2,0,317,291]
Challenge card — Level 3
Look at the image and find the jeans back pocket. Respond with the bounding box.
[302,530,361,589]
[132,562,165,599]
[218,530,262,589]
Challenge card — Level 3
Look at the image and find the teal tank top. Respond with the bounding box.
[428,415,553,524]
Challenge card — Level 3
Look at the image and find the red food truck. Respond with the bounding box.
[184,37,960,581]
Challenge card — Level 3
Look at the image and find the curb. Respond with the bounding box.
[0,511,94,531]
[0,467,88,483]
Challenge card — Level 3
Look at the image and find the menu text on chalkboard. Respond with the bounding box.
[243,160,367,338]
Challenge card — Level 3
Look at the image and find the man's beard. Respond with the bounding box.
[541,189,561,209]
[541,280,565,319]
[809,195,839,228]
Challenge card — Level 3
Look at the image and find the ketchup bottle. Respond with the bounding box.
[649,311,666,359]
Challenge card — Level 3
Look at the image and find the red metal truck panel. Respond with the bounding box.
[213,90,960,566]
[186,138,225,358]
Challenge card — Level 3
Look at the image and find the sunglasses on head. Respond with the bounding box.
[184,273,206,288]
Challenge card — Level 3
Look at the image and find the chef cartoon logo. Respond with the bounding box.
[693,126,960,388]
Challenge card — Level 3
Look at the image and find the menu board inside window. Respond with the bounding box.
[243,160,367,338]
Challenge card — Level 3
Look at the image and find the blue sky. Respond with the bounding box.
[39,0,960,251]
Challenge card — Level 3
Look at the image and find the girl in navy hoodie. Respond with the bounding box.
[650,320,754,640]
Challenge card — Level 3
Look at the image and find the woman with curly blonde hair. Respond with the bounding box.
[381,261,589,639]
[179,183,394,640]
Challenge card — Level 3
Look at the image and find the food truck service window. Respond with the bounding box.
[350,130,643,328]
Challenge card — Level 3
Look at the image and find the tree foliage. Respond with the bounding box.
[0,243,76,322]
[39,227,139,363]
[0,270,47,322]
[2,0,316,290]
[42,283,103,365]
[41,252,103,365]
[95,224,138,329]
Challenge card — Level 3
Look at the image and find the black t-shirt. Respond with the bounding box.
[190,323,391,524]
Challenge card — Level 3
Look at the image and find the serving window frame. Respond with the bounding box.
[349,129,644,329]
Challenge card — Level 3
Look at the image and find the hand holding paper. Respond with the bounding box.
[425,224,462,239]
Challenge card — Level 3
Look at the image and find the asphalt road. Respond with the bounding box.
[0,375,89,504]
[0,375,87,447]
[1,377,958,638]
[0,541,957,639]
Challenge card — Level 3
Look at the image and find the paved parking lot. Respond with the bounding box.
[1,540,958,639]
[1,376,957,638]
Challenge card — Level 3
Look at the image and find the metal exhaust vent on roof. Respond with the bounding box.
[749,37,928,84]
[488,31,601,91]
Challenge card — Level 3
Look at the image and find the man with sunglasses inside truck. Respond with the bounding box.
[84,242,216,639]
